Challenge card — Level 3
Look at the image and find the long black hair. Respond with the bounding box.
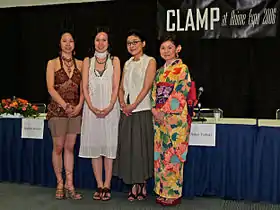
[58,31,76,57]
[57,16,76,57]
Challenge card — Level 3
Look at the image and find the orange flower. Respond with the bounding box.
[18,98,28,104]
[10,102,18,108]
[32,105,38,111]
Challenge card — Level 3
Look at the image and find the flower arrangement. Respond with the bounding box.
[0,97,39,118]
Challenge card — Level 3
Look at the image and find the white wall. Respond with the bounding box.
[0,0,111,8]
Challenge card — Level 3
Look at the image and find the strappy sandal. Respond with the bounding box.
[93,187,103,200]
[128,184,138,201]
[55,179,64,200]
[65,186,83,200]
[137,183,147,200]
[101,187,111,201]
[64,171,83,200]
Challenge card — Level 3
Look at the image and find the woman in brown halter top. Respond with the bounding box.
[46,32,84,200]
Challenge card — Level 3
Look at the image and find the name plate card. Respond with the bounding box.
[21,118,44,139]
[189,124,216,146]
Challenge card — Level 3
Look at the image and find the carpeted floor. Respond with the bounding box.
[0,182,279,210]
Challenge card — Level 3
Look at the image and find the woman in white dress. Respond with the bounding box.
[79,29,121,201]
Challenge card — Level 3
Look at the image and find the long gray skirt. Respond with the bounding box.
[113,110,154,184]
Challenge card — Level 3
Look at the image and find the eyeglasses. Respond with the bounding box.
[127,40,141,46]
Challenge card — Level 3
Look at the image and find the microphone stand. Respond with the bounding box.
[192,101,207,122]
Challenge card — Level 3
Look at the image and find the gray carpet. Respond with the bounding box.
[0,183,279,210]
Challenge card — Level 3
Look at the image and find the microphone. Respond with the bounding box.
[197,87,204,100]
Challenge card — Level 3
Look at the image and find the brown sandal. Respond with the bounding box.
[137,183,147,200]
[55,180,64,200]
[93,187,103,200]
[102,187,111,201]
[64,171,82,200]
[128,184,138,201]
[65,186,83,200]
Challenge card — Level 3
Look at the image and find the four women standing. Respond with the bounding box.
[47,31,191,206]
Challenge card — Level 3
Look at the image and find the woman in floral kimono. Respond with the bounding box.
[151,34,191,206]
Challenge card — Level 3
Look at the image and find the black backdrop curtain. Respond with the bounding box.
[0,0,157,106]
[0,0,280,118]
[181,38,280,119]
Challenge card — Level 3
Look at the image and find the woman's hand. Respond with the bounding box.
[68,104,83,117]
[63,103,74,115]
[89,106,104,118]
[152,108,165,124]
[122,103,137,116]
[98,103,114,118]
[120,101,126,109]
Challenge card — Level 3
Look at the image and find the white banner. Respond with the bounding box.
[0,0,112,8]
[189,124,216,146]
[21,118,44,139]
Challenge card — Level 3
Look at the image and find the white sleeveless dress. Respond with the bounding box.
[79,57,120,159]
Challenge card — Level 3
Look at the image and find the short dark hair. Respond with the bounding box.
[126,29,146,42]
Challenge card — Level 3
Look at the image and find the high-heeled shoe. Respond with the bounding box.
[55,179,64,200]
[93,187,103,200]
[64,171,82,200]
[102,187,111,201]
[128,184,138,201]
[64,186,83,200]
[137,183,147,200]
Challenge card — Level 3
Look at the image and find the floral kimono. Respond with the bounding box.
[151,59,191,199]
